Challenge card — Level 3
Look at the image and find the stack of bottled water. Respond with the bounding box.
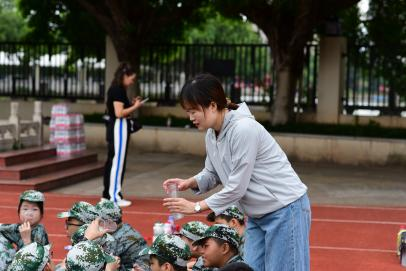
[50,104,86,156]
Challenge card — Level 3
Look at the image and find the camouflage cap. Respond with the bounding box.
[94,199,122,222]
[19,190,45,203]
[179,221,209,242]
[57,201,98,224]
[222,206,244,221]
[208,205,244,222]
[66,240,116,271]
[193,224,241,251]
[71,224,115,246]
[7,242,51,271]
[139,234,191,267]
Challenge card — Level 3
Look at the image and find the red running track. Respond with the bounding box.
[0,192,405,271]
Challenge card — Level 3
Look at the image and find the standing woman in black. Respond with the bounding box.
[103,62,142,207]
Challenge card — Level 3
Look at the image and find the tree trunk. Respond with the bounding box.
[272,66,298,125]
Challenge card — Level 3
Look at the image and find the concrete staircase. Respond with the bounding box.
[0,146,104,192]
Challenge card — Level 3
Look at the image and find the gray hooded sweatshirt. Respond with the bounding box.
[193,103,307,218]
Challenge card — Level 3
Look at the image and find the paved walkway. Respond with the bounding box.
[50,147,406,207]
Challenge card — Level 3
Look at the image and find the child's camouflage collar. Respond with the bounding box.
[193,224,241,251]
[7,242,51,271]
[94,199,122,222]
[139,234,191,267]
[66,240,116,270]
[57,201,98,224]
[179,221,209,242]
[20,190,45,203]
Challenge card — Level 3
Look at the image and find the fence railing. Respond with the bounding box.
[0,42,320,109]
[344,44,406,114]
[139,43,319,109]
[0,42,105,101]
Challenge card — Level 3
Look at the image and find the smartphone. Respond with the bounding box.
[141,97,149,104]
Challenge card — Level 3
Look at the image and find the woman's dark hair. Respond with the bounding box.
[206,212,245,226]
[110,62,136,88]
[180,73,239,111]
[18,200,44,216]
[151,255,187,271]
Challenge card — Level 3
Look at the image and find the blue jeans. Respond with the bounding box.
[244,193,311,271]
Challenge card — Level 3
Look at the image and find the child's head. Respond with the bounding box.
[94,199,122,225]
[177,221,208,258]
[66,240,116,271]
[7,242,53,271]
[193,224,241,268]
[180,74,238,131]
[207,206,245,229]
[18,190,45,227]
[57,201,98,238]
[139,234,191,271]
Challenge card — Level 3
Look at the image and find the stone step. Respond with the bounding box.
[0,145,56,167]
[0,162,104,192]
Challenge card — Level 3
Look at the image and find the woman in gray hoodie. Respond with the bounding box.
[163,74,311,271]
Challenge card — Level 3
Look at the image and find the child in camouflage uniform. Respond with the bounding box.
[0,190,49,270]
[95,199,149,271]
[206,206,245,259]
[7,242,54,271]
[174,221,210,271]
[66,240,120,271]
[55,201,99,271]
[193,225,245,269]
[57,201,99,238]
[139,234,192,271]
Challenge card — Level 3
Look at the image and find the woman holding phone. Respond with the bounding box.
[163,74,311,271]
[103,62,143,207]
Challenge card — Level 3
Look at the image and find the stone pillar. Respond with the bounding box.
[316,37,347,123]
[105,36,120,101]
[33,101,43,146]
[9,102,20,144]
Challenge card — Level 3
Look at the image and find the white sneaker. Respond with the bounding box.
[115,199,132,207]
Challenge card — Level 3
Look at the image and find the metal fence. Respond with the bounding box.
[0,42,105,101]
[0,42,319,108]
[139,43,319,108]
[344,44,406,114]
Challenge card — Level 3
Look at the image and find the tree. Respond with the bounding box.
[216,0,360,125]
[367,0,406,110]
[0,0,29,41]
[184,10,263,44]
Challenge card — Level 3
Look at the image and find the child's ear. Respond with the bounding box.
[163,262,173,271]
[229,218,238,228]
[221,242,230,255]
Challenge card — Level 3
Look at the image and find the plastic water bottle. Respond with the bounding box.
[153,222,164,242]
[167,183,184,220]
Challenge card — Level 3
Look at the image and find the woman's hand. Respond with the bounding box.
[163,198,196,214]
[84,218,108,240]
[105,256,120,271]
[163,178,194,193]
[132,96,142,109]
[19,222,32,245]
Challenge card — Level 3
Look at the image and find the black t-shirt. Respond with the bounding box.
[106,85,130,142]
[106,85,130,121]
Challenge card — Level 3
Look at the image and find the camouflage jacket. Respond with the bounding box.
[0,223,49,250]
[0,234,16,270]
[226,254,244,264]
[239,234,245,259]
[107,223,150,271]
[192,256,216,271]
